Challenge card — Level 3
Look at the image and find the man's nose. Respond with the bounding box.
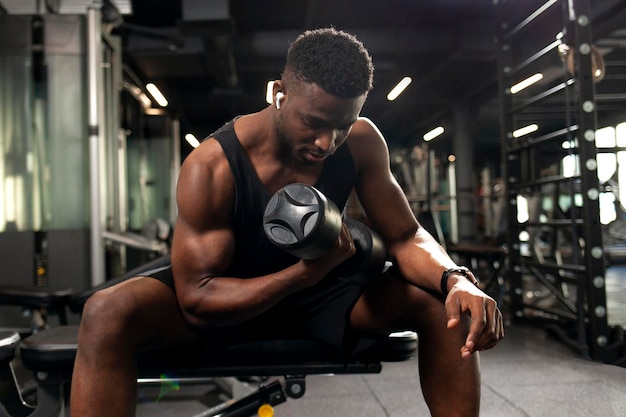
[314,131,336,153]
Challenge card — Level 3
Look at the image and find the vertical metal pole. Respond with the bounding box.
[170,117,181,225]
[448,162,458,243]
[87,4,105,286]
[572,0,610,362]
[495,0,525,319]
[453,104,476,244]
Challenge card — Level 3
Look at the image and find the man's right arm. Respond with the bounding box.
[170,140,354,329]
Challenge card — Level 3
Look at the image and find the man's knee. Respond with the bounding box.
[79,281,142,341]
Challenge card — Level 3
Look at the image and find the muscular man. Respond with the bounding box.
[71,27,503,417]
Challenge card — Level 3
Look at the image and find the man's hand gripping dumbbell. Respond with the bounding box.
[263,183,386,279]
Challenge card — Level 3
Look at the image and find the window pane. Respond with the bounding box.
[596,126,616,148]
[616,122,626,147]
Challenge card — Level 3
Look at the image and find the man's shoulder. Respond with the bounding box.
[349,117,383,140]
[182,138,230,180]
[346,117,387,151]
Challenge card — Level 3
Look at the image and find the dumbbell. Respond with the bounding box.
[263,183,386,276]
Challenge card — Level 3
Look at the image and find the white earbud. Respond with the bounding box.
[275,92,284,109]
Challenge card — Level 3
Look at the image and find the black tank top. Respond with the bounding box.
[210,119,357,278]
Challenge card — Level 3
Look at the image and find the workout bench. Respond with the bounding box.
[0,257,418,417]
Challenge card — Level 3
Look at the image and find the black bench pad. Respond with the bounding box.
[19,326,417,376]
[0,331,20,363]
[0,286,74,309]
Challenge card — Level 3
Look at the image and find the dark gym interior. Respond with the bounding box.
[0,0,625,416]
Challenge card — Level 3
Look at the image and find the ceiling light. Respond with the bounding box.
[387,77,412,101]
[510,73,543,94]
[146,83,169,107]
[266,81,274,104]
[512,124,538,138]
[423,126,444,141]
[185,133,200,148]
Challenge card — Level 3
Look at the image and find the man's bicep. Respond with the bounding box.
[172,142,236,277]
[171,215,235,286]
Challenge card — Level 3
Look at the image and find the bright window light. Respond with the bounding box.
[423,126,444,141]
[266,81,274,104]
[562,154,579,177]
[562,139,578,149]
[387,77,412,101]
[512,124,538,138]
[617,151,626,211]
[616,121,626,147]
[516,195,529,223]
[146,83,168,107]
[597,153,616,183]
[595,126,616,148]
[185,133,200,148]
[599,192,616,225]
[510,73,543,94]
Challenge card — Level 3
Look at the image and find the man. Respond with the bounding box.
[71,27,503,417]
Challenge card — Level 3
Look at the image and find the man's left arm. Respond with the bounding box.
[347,117,504,357]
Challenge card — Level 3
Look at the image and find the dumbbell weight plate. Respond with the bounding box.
[263,183,343,260]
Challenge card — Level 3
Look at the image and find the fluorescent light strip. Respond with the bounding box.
[387,77,412,101]
[423,126,444,141]
[510,73,543,94]
[266,81,274,104]
[512,124,538,138]
[185,133,200,148]
[146,83,169,107]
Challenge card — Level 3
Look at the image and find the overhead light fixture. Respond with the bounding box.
[266,81,274,104]
[512,124,538,138]
[146,83,169,107]
[423,126,444,141]
[387,77,412,101]
[510,73,543,94]
[185,133,200,148]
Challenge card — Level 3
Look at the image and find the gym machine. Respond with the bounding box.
[496,0,625,365]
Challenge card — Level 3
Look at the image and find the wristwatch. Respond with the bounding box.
[440,266,479,297]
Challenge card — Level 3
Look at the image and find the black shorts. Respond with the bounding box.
[146,265,380,353]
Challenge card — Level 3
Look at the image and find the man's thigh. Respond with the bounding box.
[348,270,447,336]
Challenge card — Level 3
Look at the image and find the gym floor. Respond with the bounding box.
[133,266,626,417]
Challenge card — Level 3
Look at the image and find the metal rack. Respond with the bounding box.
[496,0,624,364]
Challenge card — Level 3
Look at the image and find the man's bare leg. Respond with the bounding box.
[70,277,197,417]
[350,275,481,417]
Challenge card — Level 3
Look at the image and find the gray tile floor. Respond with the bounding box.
[6,264,623,417]
[134,265,626,416]
[137,324,626,417]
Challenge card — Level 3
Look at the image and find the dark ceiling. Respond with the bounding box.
[116,0,626,157]
[118,0,499,154]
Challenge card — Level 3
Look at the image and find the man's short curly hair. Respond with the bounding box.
[283,27,374,98]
